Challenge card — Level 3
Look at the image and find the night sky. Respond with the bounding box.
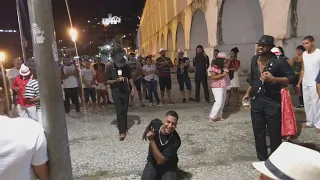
[0,0,145,61]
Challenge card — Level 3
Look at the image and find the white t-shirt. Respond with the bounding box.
[7,67,20,80]
[0,116,48,180]
[80,68,96,88]
[302,48,320,86]
[143,65,158,81]
[62,65,78,89]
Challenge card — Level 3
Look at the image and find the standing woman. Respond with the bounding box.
[208,53,231,122]
[142,56,162,106]
[290,45,305,108]
[225,47,241,106]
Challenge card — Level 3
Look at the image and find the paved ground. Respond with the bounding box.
[68,76,319,180]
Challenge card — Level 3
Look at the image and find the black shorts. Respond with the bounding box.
[130,78,142,91]
[159,76,171,91]
[177,74,192,91]
[84,88,96,103]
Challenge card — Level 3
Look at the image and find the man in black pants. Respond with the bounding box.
[193,45,210,103]
[175,49,195,103]
[243,35,297,161]
[141,110,181,180]
[105,56,135,141]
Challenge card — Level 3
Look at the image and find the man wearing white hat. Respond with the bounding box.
[11,64,38,120]
[253,142,320,180]
[156,48,174,104]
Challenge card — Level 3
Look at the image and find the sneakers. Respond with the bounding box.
[157,102,164,106]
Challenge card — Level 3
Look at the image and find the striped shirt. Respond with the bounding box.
[156,57,172,77]
[24,79,41,109]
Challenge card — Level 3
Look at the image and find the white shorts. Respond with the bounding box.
[96,83,107,90]
[17,104,38,121]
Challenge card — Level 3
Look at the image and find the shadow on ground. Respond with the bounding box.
[111,115,141,130]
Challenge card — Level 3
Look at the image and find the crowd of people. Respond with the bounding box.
[1,34,320,180]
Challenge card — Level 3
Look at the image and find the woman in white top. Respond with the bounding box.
[142,56,162,106]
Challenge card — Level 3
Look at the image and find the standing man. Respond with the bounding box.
[81,59,97,111]
[11,64,37,120]
[8,58,22,84]
[175,49,194,103]
[296,36,320,133]
[141,110,181,180]
[242,35,297,161]
[61,57,80,114]
[128,52,145,107]
[105,56,135,141]
[193,45,210,103]
[211,49,219,66]
[156,48,174,104]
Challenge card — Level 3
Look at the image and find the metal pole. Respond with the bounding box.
[27,0,73,179]
[16,0,28,62]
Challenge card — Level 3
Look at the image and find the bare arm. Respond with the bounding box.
[245,86,252,96]
[210,71,227,80]
[317,83,320,97]
[297,59,304,87]
[150,141,167,164]
[32,163,49,180]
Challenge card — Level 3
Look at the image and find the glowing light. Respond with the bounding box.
[0,52,5,61]
[69,28,77,42]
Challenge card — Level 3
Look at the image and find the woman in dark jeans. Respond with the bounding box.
[290,45,305,108]
[142,56,163,106]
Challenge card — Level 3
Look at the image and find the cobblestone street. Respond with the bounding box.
[69,78,318,180]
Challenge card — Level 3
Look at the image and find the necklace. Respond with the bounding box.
[159,126,173,146]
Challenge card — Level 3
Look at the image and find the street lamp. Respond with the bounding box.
[0,51,10,114]
[0,52,5,61]
[69,28,77,42]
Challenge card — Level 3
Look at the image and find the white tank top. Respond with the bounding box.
[302,48,320,86]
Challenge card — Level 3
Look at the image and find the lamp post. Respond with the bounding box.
[69,28,79,58]
[0,52,11,116]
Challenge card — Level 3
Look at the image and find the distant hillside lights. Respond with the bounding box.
[0,29,17,33]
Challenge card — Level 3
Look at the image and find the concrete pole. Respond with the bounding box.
[27,0,73,179]
[16,0,28,62]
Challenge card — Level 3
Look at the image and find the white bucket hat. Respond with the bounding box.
[253,142,320,180]
[19,64,31,76]
[216,52,227,59]
[159,48,166,53]
[271,47,282,56]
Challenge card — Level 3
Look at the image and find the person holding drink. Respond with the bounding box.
[105,55,135,141]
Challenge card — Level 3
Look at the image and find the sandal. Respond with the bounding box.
[119,133,126,141]
[209,118,220,123]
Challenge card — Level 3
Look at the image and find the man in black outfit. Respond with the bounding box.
[243,35,297,161]
[105,55,135,141]
[141,110,181,180]
[193,45,210,103]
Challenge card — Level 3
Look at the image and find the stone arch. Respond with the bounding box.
[167,30,173,51]
[217,0,264,73]
[176,22,185,51]
[297,0,320,47]
[156,36,160,52]
[161,33,165,49]
[190,9,209,53]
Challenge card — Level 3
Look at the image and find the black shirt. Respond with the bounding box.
[105,63,132,94]
[176,57,190,76]
[193,54,209,76]
[248,54,297,101]
[147,119,181,169]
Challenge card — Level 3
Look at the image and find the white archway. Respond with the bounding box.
[217,0,264,73]
[190,9,209,52]
[176,22,185,50]
[156,36,160,52]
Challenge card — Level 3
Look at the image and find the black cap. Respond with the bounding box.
[257,35,275,46]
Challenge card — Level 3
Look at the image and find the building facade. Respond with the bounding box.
[139,0,320,78]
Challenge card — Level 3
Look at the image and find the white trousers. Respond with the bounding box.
[17,104,38,121]
[37,109,43,126]
[303,85,320,128]
[209,88,227,119]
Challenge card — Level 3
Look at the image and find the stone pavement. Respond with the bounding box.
[69,77,319,180]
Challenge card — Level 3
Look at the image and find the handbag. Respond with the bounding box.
[281,88,297,137]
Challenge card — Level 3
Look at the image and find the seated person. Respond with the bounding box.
[141,110,181,180]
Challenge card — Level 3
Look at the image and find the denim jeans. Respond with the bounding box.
[146,80,160,104]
